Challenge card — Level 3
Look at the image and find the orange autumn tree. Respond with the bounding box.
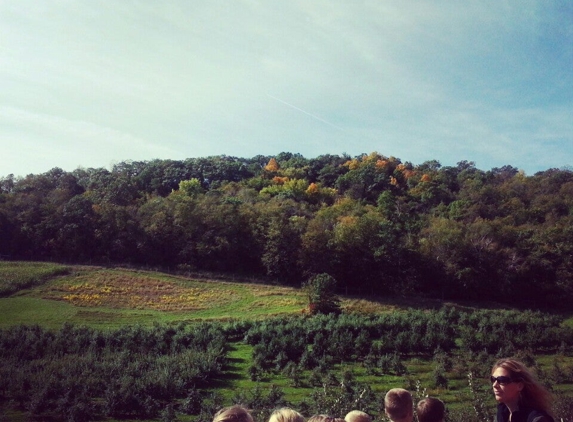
[264,157,279,173]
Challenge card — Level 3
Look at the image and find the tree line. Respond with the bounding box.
[1,152,572,306]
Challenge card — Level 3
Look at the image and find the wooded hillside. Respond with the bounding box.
[1,152,572,306]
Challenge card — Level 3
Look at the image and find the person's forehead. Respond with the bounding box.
[493,367,510,376]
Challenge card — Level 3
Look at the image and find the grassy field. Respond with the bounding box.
[0,262,525,328]
[0,263,312,328]
[0,261,71,296]
[0,262,462,329]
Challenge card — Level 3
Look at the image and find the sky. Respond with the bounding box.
[1,1,572,178]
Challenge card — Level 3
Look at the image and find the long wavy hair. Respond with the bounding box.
[492,358,553,415]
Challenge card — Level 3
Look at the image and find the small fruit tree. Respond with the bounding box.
[303,273,340,315]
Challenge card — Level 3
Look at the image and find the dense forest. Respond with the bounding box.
[1,152,572,306]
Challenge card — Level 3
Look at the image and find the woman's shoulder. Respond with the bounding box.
[495,404,554,422]
[526,410,554,422]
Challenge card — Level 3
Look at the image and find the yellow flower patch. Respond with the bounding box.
[47,273,236,312]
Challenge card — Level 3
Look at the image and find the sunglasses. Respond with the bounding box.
[490,376,513,385]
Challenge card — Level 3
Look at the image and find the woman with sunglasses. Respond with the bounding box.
[491,358,554,422]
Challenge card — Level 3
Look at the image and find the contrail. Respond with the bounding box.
[267,94,346,132]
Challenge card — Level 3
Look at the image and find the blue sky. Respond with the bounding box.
[1,1,572,177]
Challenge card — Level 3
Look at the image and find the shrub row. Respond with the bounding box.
[1,309,572,420]
[0,323,228,420]
[243,308,572,374]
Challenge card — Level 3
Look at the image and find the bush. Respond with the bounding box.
[432,364,448,389]
[160,403,178,422]
[181,387,203,415]
[303,273,341,315]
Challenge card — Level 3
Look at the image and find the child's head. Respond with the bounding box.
[213,406,254,422]
[384,388,413,422]
[269,408,305,422]
[416,398,445,422]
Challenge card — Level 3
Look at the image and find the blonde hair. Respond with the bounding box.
[269,408,305,422]
[492,359,553,415]
[344,410,371,422]
[384,388,413,422]
[307,415,333,422]
[213,405,254,422]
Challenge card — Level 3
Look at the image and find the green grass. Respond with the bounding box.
[0,261,70,296]
[0,295,209,329]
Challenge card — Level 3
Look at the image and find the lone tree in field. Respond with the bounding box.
[303,273,340,315]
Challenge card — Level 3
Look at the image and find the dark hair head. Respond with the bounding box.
[384,388,413,421]
[417,397,445,422]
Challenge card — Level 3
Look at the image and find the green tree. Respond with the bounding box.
[303,273,340,314]
[178,178,204,197]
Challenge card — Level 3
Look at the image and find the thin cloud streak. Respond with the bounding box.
[266,94,347,132]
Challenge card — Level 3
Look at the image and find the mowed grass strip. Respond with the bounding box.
[0,261,70,296]
[0,294,182,329]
